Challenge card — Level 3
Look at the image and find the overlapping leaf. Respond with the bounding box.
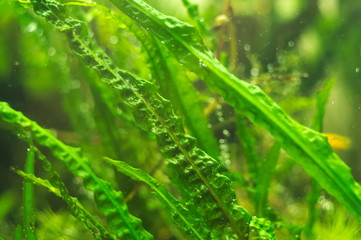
[0,102,153,240]
[107,0,361,222]
[27,0,255,238]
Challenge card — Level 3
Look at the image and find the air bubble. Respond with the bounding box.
[47,47,56,56]
[356,67,359,73]
[26,22,37,33]
[251,68,259,77]
[109,36,119,45]
[244,44,251,51]
[199,59,207,68]
[222,129,230,137]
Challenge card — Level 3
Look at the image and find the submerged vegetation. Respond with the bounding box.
[0,0,361,239]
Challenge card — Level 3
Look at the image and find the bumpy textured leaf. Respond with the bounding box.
[26,0,254,238]
[108,0,361,222]
[92,4,220,158]
[0,102,153,240]
[150,38,220,159]
[104,157,208,239]
[180,0,209,35]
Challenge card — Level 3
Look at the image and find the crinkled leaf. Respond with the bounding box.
[104,157,209,239]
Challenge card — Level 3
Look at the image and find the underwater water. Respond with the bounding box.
[1,0,361,239]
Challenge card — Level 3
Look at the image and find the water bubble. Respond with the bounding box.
[251,68,259,77]
[222,129,230,137]
[356,67,359,73]
[244,44,251,51]
[199,59,207,68]
[331,101,335,104]
[26,22,37,33]
[71,80,81,89]
[288,41,295,47]
[47,47,56,56]
[109,36,119,45]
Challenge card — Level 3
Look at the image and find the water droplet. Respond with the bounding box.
[356,67,359,73]
[288,41,295,47]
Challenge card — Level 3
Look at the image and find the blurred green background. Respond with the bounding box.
[1,0,361,238]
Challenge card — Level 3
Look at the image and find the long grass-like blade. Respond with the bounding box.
[0,102,153,240]
[305,78,336,237]
[312,78,335,131]
[26,1,257,238]
[107,0,361,222]
[23,147,38,240]
[104,157,208,239]
[254,142,281,218]
[236,116,259,185]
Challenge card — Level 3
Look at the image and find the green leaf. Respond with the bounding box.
[236,116,259,185]
[16,170,116,240]
[108,0,361,222]
[312,78,335,131]
[0,102,153,240]
[23,147,38,240]
[25,1,255,238]
[104,157,209,240]
[254,142,281,218]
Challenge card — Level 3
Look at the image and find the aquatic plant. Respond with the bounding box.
[0,0,360,239]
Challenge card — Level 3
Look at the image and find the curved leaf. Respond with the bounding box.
[104,157,208,240]
[0,102,153,240]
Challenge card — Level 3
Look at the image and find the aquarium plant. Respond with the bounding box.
[0,0,360,239]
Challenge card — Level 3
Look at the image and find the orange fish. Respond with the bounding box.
[323,133,351,150]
